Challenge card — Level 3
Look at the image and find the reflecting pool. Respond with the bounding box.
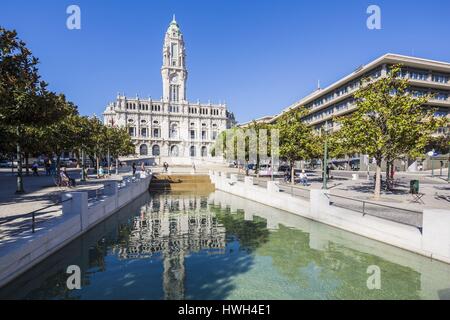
[1,190,450,300]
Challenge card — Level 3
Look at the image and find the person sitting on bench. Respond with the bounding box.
[98,167,106,178]
[60,167,76,187]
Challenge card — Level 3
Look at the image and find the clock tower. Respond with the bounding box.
[162,15,187,103]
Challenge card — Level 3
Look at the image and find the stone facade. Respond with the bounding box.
[103,16,235,163]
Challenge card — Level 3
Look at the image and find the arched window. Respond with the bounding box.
[201,146,207,157]
[140,144,148,156]
[190,146,196,157]
[152,145,160,156]
[170,145,179,157]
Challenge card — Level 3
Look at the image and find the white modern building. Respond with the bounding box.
[243,54,450,171]
[103,16,235,164]
[268,54,450,134]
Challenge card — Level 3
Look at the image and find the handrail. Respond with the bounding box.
[0,175,147,236]
[327,193,422,214]
[0,197,73,233]
[279,182,311,193]
[327,193,423,232]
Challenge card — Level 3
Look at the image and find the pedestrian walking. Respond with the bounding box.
[32,162,39,176]
[299,170,308,186]
[45,160,51,176]
[132,162,137,175]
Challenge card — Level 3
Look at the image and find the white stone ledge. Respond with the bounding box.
[0,175,152,288]
[209,171,450,264]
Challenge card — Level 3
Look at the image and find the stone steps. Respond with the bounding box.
[149,174,215,192]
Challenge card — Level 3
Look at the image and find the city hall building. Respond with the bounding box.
[103,16,235,163]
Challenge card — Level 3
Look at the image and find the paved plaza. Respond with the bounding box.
[0,164,449,245]
[0,168,132,246]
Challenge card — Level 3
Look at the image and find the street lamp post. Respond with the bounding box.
[271,153,274,181]
[448,156,450,183]
[431,157,434,177]
[107,148,111,175]
[322,137,328,190]
[15,126,24,194]
[428,150,435,178]
[81,148,86,182]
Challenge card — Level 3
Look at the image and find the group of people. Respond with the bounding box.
[132,162,150,175]
[44,159,56,176]
[283,166,334,186]
[29,159,56,176]
[284,169,310,186]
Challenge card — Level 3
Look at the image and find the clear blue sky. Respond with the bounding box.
[1,0,449,123]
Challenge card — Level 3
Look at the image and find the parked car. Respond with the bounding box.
[0,160,18,168]
[278,165,291,173]
[258,164,273,176]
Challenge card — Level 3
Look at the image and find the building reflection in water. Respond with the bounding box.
[3,191,450,300]
[111,192,226,300]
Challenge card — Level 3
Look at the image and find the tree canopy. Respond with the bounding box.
[336,64,448,198]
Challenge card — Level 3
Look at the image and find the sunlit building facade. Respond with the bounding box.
[103,16,235,163]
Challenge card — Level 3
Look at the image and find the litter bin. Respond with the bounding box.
[410,180,419,194]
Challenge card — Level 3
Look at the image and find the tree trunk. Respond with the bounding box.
[89,156,95,170]
[16,140,24,194]
[374,162,382,200]
[76,149,81,169]
[96,156,100,178]
[256,159,260,178]
[56,155,61,176]
[385,161,390,191]
[25,154,30,176]
[291,162,295,185]
[390,160,395,180]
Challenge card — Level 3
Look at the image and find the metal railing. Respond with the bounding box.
[278,183,311,200]
[0,174,148,240]
[326,193,423,231]
[0,197,73,235]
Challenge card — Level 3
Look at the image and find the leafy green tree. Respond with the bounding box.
[85,116,105,176]
[41,104,79,174]
[211,127,238,163]
[246,121,273,177]
[276,108,320,184]
[425,134,450,155]
[337,65,447,199]
[104,125,135,174]
[0,27,70,192]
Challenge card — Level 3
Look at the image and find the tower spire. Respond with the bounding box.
[172,14,176,23]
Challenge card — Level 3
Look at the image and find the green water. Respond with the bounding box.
[1,190,450,300]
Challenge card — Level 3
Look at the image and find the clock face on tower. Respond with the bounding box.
[170,75,178,84]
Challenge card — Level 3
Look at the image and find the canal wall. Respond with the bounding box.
[210,171,450,265]
[0,174,152,288]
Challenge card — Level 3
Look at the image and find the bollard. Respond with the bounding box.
[244,176,254,186]
[62,192,89,231]
[267,181,280,193]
